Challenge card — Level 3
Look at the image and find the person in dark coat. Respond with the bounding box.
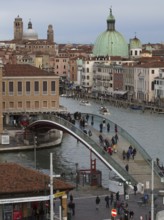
[107,123,110,132]
[110,192,114,205]
[105,195,110,208]
[133,184,138,195]
[116,191,120,201]
[125,164,129,172]
[95,196,101,210]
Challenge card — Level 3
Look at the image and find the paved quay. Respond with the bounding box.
[0,126,164,220]
[55,184,164,220]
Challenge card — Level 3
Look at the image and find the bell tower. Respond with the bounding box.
[14,15,23,40]
[47,25,54,42]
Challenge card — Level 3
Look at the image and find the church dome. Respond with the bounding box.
[130,36,142,49]
[93,9,128,58]
[23,20,38,41]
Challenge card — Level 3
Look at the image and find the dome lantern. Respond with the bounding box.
[107,8,115,31]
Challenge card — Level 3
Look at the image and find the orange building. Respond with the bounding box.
[1,63,59,132]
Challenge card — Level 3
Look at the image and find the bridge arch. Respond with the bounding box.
[25,113,164,189]
[26,117,137,187]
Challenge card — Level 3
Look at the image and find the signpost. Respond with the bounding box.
[54,191,66,198]
[111,209,117,218]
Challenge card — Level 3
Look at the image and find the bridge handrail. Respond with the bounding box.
[79,113,164,180]
[39,113,137,186]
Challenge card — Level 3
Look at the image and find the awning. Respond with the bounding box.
[113,91,128,95]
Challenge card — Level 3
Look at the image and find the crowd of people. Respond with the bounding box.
[95,192,135,220]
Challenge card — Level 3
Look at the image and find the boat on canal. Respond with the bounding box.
[99,106,110,115]
[79,100,91,106]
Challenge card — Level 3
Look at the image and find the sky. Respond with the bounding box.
[0,0,164,44]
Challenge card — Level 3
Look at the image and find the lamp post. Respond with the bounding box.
[151,160,154,220]
[50,153,54,220]
[75,163,78,190]
[34,135,37,169]
[50,153,61,220]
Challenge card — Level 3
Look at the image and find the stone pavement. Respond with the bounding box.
[55,185,164,220]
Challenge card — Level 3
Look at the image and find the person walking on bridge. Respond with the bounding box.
[95,196,101,210]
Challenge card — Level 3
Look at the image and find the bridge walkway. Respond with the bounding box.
[78,113,164,190]
[36,113,164,190]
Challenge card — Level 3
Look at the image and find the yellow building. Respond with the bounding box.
[1,64,59,130]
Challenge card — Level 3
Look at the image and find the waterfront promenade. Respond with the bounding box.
[1,117,164,220]
[61,184,164,220]
[1,113,164,191]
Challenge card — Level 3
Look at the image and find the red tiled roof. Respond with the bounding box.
[0,163,74,195]
[3,64,55,77]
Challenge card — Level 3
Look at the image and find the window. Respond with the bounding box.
[9,102,14,108]
[9,82,14,95]
[2,82,5,95]
[26,81,30,95]
[43,101,47,108]
[18,102,22,108]
[34,81,39,95]
[152,70,155,74]
[18,81,22,95]
[51,81,55,94]
[35,101,39,109]
[87,68,89,73]
[43,81,47,94]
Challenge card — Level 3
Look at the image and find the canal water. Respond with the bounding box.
[0,97,164,188]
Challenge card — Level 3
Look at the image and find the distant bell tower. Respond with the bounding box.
[47,25,54,42]
[14,15,23,40]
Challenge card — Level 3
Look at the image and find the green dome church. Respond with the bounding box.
[93,8,129,58]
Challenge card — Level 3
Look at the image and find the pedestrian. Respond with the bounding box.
[110,192,114,205]
[122,150,126,160]
[107,122,110,132]
[133,184,138,195]
[105,195,110,208]
[129,210,134,219]
[88,130,92,137]
[70,194,73,202]
[71,202,75,215]
[68,201,75,216]
[115,133,119,143]
[86,114,89,122]
[124,209,129,220]
[125,164,129,172]
[103,119,106,128]
[116,191,120,201]
[95,196,100,210]
[100,123,103,133]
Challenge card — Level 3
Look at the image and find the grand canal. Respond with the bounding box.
[0,97,164,188]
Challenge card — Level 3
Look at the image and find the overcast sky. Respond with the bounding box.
[0,0,164,44]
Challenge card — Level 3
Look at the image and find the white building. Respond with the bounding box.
[154,68,164,100]
[134,63,164,102]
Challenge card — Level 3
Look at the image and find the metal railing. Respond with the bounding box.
[35,113,137,186]
[79,113,164,180]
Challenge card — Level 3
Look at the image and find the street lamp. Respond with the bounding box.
[34,135,37,169]
[75,163,79,190]
[151,160,154,220]
[50,153,61,220]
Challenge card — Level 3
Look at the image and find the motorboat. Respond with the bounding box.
[99,106,110,115]
[79,100,91,106]
[130,104,142,110]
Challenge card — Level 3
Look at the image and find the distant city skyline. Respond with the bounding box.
[0,0,164,44]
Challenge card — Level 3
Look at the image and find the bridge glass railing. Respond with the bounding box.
[79,113,164,179]
[39,113,137,186]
